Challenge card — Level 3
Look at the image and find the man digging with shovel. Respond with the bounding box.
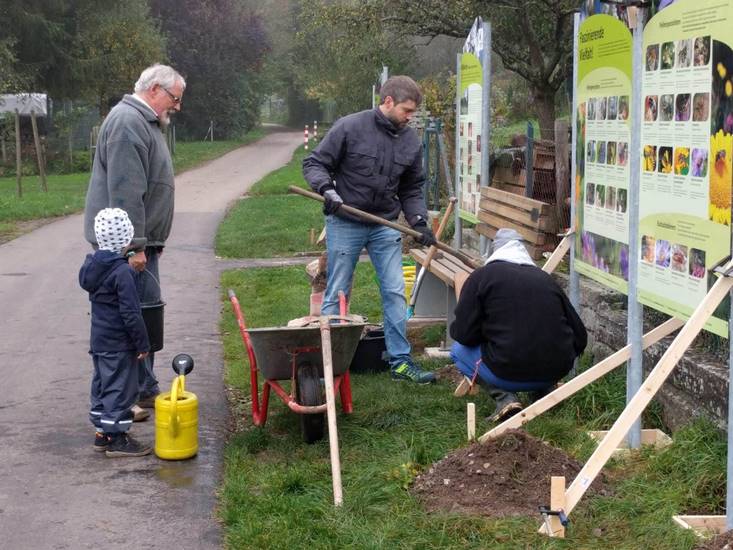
[302,75,437,384]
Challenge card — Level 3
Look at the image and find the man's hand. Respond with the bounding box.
[323,189,343,215]
[413,221,437,247]
[128,250,147,272]
[137,351,149,360]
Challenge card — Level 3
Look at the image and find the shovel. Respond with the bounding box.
[289,186,481,270]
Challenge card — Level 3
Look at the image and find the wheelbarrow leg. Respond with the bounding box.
[339,371,353,414]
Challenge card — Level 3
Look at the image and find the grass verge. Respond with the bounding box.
[0,130,267,241]
[219,264,720,550]
[215,146,320,258]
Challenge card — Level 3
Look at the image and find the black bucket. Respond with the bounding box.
[349,327,389,373]
[141,301,165,352]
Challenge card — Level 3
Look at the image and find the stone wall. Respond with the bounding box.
[557,272,730,432]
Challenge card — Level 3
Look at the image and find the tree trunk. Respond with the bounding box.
[532,86,557,142]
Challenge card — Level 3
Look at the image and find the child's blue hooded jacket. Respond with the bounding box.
[79,250,150,353]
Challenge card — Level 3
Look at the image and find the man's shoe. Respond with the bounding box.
[136,394,159,409]
[131,404,150,422]
[390,360,436,384]
[487,394,523,423]
[105,433,153,458]
[93,432,109,452]
[454,375,480,397]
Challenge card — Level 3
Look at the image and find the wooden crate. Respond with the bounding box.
[477,186,553,260]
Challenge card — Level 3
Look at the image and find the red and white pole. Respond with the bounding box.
[304,125,310,150]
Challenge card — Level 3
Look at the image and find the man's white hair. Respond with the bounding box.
[134,64,186,93]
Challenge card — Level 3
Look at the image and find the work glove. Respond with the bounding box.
[322,188,344,215]
[413,221,437,247]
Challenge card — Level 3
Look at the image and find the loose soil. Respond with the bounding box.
[696,530,733,550]
[434,364,463,385]
[412,430,611,518]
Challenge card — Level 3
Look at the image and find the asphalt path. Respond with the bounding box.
[0,130,302,548]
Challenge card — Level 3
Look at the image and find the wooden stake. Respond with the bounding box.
[309,227,316,245]
[319,316,343,506]
[541,233,572,274]
[467,402,476,441]
[556,271,733,525]
[548,476,566,537]
[30,110,47,192]
[479,317,684,443]
[15,110,22,198]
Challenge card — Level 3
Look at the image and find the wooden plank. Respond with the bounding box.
[479,198,552,231]
[493,181,527,196]
[548,477,566,537]
[482,186,551,214]
[475,224,544,260]
[479,317,685,443]
[477,211,546,245]
[672,515,727,536]
[438,252,474,278]
[541,234,572,274]
[425,257,461,287]
[559,272,733,522]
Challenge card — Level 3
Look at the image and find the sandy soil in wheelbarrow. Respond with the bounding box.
[411,430,611,518]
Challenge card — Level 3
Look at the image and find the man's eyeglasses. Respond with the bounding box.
[161,87,182,104]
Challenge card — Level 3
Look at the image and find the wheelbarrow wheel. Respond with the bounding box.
[296,362,325,444]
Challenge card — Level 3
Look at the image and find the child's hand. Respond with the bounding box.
[137,352,149,360]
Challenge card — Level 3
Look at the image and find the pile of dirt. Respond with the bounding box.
[434,364,463,386]
[695,530,733,550]
[411,430,611,518]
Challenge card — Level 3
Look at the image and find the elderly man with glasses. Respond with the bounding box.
[84,63,185,422]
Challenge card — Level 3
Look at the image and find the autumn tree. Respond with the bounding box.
[294,0,414,117]
[385,0,577,139]
[149,0,269,139]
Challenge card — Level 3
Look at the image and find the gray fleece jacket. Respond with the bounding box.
[84,95,174,249]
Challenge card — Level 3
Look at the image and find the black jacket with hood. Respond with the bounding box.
[79,250,150,353]
[302,108,428,225]
[449,261,587,383]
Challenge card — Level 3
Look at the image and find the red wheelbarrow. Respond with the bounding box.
[228,290,365,443]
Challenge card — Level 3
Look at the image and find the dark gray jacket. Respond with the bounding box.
[84,95,174,250]
[302,108,428,225]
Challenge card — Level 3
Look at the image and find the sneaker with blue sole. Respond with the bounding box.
[390,360,436,384]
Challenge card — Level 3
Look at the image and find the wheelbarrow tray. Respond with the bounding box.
[246,322,365,380]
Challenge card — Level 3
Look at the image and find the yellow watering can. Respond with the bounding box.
[155,354,198,460]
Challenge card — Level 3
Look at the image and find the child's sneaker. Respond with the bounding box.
[105,433,152,458]
[93,432,109,452]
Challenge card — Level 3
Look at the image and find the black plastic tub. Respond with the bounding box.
[349,327,389,373]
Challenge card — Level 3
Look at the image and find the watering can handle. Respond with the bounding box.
[169,375,185,437]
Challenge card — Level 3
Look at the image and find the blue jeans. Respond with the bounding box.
[135,246,161,398]
[450,342,552,392]
[323,215,410,367]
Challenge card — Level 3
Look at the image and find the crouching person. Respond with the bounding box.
[449,228,587,423]
[79,208,152,457]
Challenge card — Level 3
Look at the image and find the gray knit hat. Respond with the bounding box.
[492,228,523,253]
[94,208,134,253]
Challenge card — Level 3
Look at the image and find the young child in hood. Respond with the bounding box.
[79,208,152,457]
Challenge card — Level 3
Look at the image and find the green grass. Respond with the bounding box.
[0,130,266,239]
[219,264,717,549]
[215,146,322,258]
